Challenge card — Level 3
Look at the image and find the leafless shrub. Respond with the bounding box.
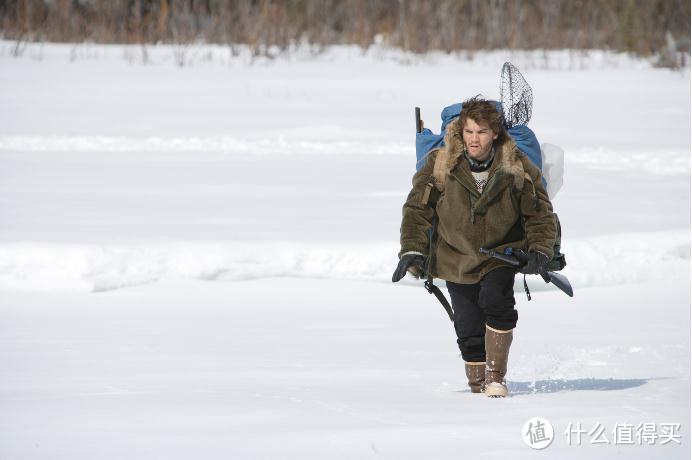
[11,32,28,57]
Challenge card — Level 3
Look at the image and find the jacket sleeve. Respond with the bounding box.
[519,161,556,259]
[399,150,437,258]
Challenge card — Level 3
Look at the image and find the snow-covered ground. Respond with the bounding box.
[0,41,690,459]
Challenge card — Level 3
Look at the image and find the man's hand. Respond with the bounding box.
[392,254,426,282]
[518,251,549,275]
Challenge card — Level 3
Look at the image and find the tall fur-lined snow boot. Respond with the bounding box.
[464,361,485,393]
[484,325,513,398]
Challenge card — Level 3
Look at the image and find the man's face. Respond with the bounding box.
[462,118,498,161]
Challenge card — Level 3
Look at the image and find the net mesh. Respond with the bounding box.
[500,62,533,127]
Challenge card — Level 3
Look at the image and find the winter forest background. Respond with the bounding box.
[2,0,690,67]
[0,1,690,459]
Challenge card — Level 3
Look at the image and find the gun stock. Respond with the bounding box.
[542,271,574,297]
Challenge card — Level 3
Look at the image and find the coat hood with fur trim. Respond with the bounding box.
[432,117,525,193]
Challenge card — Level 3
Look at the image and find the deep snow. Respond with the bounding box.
[0,277,688,459]
[0,41,690,459]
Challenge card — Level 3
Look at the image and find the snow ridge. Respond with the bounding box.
[1,40,662,71]
[0,135,408,156]
[0,230,687,293]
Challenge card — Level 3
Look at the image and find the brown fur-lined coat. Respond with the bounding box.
[399,117,556,283]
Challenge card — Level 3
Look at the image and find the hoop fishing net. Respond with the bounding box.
[500,62,533,127]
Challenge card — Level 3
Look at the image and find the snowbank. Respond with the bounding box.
[0,230,687,293]
[1,40,665,71]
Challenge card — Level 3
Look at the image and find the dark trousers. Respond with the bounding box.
[446,267,518,362]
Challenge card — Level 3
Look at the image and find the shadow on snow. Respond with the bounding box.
[508,377,650,395]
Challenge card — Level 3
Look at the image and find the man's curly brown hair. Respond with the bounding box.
[459,95,507,145]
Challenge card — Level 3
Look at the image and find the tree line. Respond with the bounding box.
[1,0,689,65]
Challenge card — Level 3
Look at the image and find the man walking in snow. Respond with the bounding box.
[392,96,557,398]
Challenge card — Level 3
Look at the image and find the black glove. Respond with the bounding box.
[392,254,426,282]
[518,251,550,275]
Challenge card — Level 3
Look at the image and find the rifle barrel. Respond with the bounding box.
[479,247,521,266]
[480,247,574,298]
